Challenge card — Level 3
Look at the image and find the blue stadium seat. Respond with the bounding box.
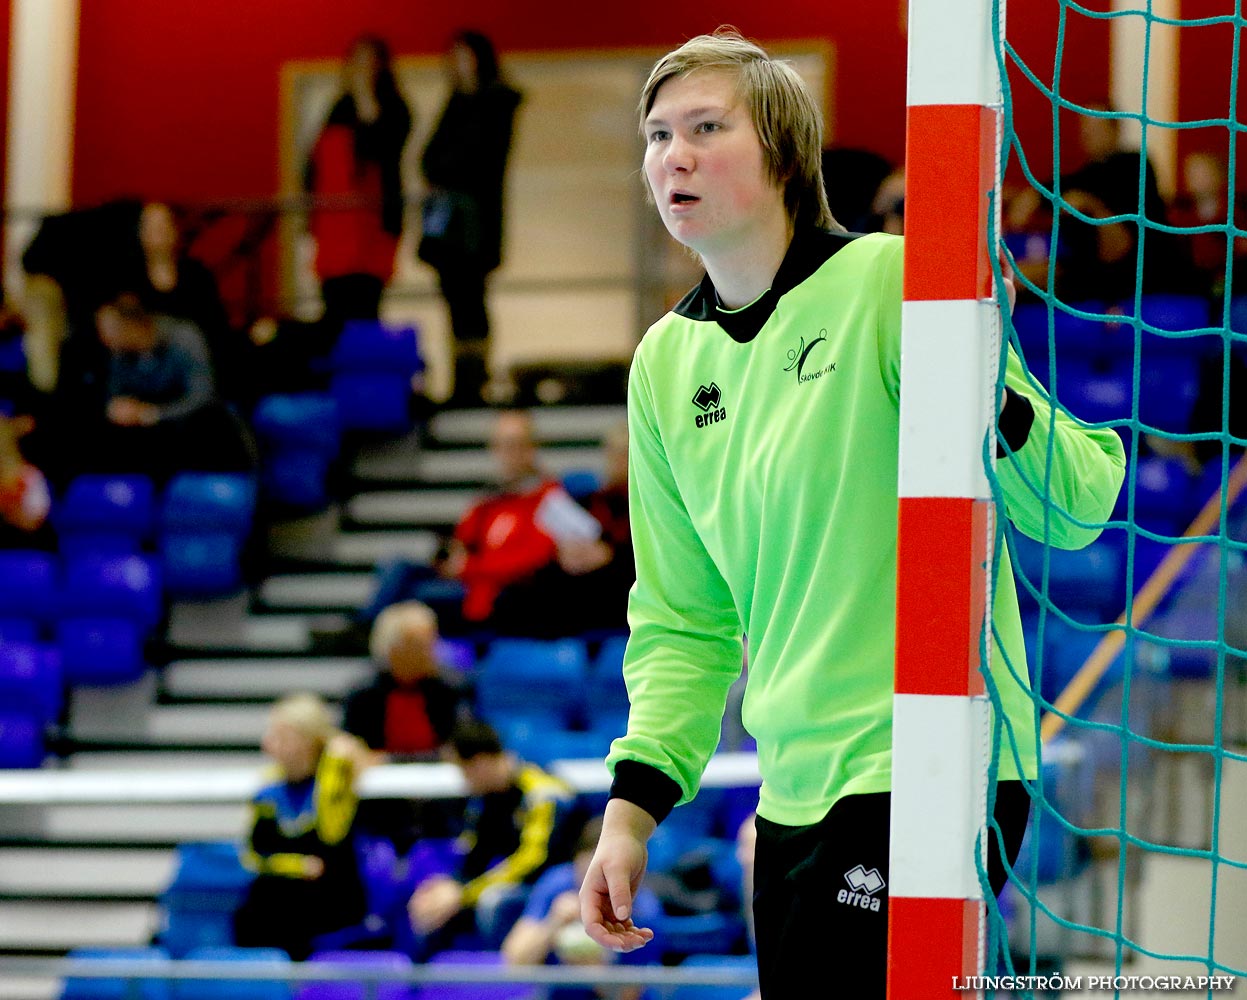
[560,469,600,501]
[586,635,630,727]
[0,550,58,623]
[162,474,257,536]
[1011,301,1113,369]
[476,638,589,724]
[1137,354,1202,436]
[57,618,144,686]
[173,947,291,1000]
[435,638,476,674]
[162,533,245,598]
[671,955,758,1000]
[0,711,43,767]
[326,323,423,434]
[60,947,173,1000]
[658,912,747,964]
[1114,456,1197,537]
[508,726,613,768]
[253,395,341,511]
[56,475,156,556]
[0,640,63,723]
[330,321,423,374]
[61,554,162,629]
[1013,740,1091,886]
[1134,294,1213,340]
[259,450,335,511]
[252,395,341,454]
[1009,535,1123,620]
[0,618,39,644]
[1038,617,1122,712]
[298,951,414,1000]
[160,842,255,959]
[329,373,413,434]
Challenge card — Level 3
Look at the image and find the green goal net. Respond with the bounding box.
[985,0,1247,993]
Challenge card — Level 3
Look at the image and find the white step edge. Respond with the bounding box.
[0,848,176,897]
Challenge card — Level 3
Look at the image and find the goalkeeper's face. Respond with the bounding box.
[642,68,787,259]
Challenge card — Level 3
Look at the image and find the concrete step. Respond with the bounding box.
[168,600,348,654]
[257,573,375,611]
[344,489,478,529]
[70,704,280,748]
[330,530,439,568]
[353,444,603,485]
[163,658,372,701]
[0,848,175,899]
[0,901,159,950]
[65,751,267,771]
[0,803,248,844]
[429,405,625,445]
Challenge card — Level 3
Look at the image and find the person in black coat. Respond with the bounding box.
[341,601,469,850]
[419,30,522,406]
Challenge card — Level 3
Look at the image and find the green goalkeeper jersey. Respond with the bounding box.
[607,227,1126,828]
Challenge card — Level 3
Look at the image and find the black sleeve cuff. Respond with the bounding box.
[997,386,1035,457]
[609,760,683,825]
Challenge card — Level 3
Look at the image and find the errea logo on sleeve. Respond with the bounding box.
[691,382,727,428]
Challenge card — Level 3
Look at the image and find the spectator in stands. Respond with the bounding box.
[83,291,253,480]
[736,814,760,1000]
[133,202,245,400]
[869,168,905,235]
[1011,104,1195,301]
[342,601,469,849]
[502,815,662,1000]
[489,417,634,635]
[307,35,412,332]
[233,693,373,960]
[418,30,522,406]
[406,720,576,956]
[436,409,566,632]
[0,409,51,549]
[317,409,628,647]
[1171,151,1232,299]
[343,600,468,760]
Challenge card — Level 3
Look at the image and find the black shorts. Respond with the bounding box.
[752,780,1031,1000]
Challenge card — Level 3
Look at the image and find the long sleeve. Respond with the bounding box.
[456,488,559,585]
[314,747,359,846]
[461,792,558,906]
[604,348,745,817]
[154,322,216,422]
[996,347,1127,550]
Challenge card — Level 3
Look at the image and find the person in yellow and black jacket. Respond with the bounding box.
[232,693,373,960]
[407,720,578,956]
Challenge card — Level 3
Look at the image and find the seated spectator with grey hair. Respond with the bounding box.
[342,600,469,761]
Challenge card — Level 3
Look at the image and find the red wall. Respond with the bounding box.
[72,0,914,206]
[1175,0,1243,192]
[70,0,1122,207]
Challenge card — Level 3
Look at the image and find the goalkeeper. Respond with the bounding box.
[578,28,1126,999]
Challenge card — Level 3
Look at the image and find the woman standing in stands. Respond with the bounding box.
[307,35,412,334]
[419,30,521,406]
[233,693,372,960]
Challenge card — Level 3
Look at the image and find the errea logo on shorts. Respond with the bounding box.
[838,865,885,912]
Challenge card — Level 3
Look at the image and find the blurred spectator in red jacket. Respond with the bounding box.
[307,35,412,332]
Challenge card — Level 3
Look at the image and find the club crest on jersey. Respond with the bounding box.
[691,382,727,428]
[784,329,837,385]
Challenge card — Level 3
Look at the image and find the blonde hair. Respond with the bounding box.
[369,600,438,663]
[269,692,336,747]
[639,27,840,232]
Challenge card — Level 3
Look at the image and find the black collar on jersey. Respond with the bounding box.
[673,225,860,343]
